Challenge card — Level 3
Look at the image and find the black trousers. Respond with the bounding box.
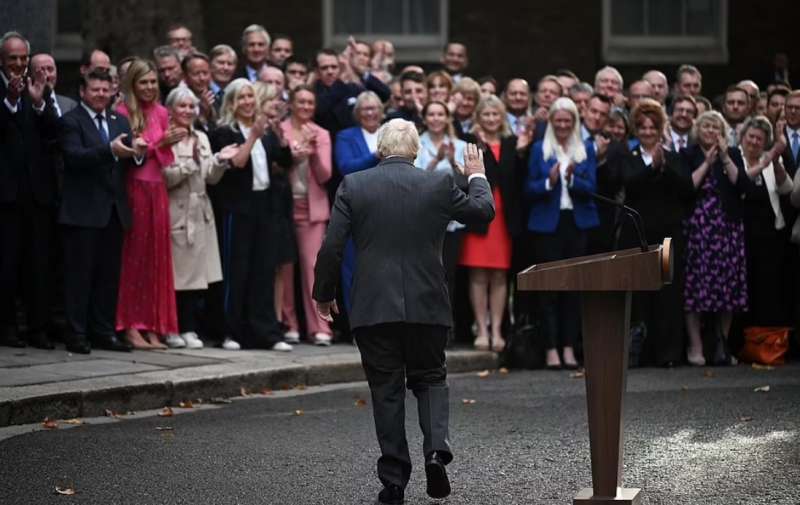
[0,200,53,339]
[176,289,207,334]
[442,230,464,339]
[533,211,588,350]
[213,195,281,348]
[61,212,123,340]
[354,323,453,489]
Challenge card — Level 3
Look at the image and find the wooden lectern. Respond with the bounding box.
[517,238,674,505]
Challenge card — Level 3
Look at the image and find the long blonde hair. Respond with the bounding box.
[542,97,586,163]
[471,95,512,138]
[122,59,159,134]
[218,78,257,130]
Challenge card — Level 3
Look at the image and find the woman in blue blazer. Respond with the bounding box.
[333,91,383,313]
[525,97,599,369]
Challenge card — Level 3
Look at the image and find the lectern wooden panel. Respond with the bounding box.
[517,239,673,505]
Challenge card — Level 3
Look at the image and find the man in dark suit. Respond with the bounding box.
[313,119,495,504]
[0,32,60,349]
[30,53,77,118]
[58,69,146,354]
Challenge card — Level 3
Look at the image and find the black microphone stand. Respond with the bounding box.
[589,192,649,253]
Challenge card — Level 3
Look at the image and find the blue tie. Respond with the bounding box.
[792,132,800,161]
[95,114,109,144]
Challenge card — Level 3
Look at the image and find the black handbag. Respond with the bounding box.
[500,316,544,370]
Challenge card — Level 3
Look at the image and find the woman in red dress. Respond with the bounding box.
[460,95,530,351]
[115,59,180,349]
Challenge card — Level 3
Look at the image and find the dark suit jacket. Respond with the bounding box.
[313,157,495,329]
[0,77,60,205]
[682,144,752,220]
[58,104,134,229]
[208,125,292,215]
[462,134,526,236]
[314,76,390,137]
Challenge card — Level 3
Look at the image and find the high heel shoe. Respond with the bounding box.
[491,335,506,352]
[473,335,490,351]
[686,348,706,366]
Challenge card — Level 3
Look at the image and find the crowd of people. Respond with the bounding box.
[1,23,797,368]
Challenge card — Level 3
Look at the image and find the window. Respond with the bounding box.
[603,0,728,63]
[53,0,83,61]
[323,0,448,61]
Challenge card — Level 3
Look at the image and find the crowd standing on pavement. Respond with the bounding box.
[1,21,798,368]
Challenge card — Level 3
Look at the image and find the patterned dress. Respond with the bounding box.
[115,101,178,334]
[683,170,748,313]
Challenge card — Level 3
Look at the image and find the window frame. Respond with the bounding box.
[52,0,84,62]
[602,0,729,64]
[322,0,449,62]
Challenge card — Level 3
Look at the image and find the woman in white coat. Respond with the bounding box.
[163,86,239,349]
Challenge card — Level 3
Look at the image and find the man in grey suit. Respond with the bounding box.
[313,119,495,504]
[31,54,77,118]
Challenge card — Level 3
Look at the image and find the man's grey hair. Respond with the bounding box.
[241,24,271,51]
[210,44,238,62]
[594,65,623,89]
[569,82,594,96]
[0,31,30,58]
[153,45,181,63]
[377,119,420,159]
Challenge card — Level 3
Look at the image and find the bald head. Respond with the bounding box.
[642,70,668,104]
[31,53,57,88]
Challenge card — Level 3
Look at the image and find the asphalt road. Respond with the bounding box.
[1,364,799,505]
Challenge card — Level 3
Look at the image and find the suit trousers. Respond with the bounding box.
[176,289,206,334]
[354,323,453,489]
[533,211,588,350]
[61,211,123,340]
[215,192,282,348]
[0,198,53,339]
[280,198,332,337]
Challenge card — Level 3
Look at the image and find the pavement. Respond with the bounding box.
[0,342,498,427]
[0,363,797,504]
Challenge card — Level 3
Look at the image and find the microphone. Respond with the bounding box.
[589,191,649,253]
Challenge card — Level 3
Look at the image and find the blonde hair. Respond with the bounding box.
[542,97,586,163]
[218,78,257,129]
[353,90,384,123]
[122,59,159,134]
[254,81,279,105]
[690,110,731,146]
[377,119,420,159]
[472,95,512,138]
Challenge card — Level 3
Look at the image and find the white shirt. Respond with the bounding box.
[3,70,46,115]
[670,128,688,151]
[361,128,378,154]
[81,102,109,139]
[641,150,654,167]
[239,123,270,191]
[543,149,575,210]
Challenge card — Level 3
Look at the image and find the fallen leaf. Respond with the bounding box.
[55,486,76,496]
[751,363,775,371]
[461,399,476,405]
[42,418,59,430]
[294,409,304,416]
[104,409,120,418]
[280,384,291,391]
[62,419,84,425]
[498,367,509,374]
[260,388,273,396]
[295,384,307,391]
[240,386,249,397]
[739,416,753,422]
[569,371,585,379]
[157,406,174,417]
[354,399,367,407]
[477,370,490,378]
[703,370,715,378]
[155,426,174,431]
[753,385,770,393]
[178,400,194,409]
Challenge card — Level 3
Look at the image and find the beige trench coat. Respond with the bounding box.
[163,131,227,291]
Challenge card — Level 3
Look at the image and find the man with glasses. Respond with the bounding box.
[668,95,698,152]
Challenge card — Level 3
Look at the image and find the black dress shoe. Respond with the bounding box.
[377,484,404,505]
[65,335,91,354]
[27,331,55,350]
[425,451,451,499]
[92,334,133,352]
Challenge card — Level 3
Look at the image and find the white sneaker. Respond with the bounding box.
[221,337,241,351]
[181,332,204,349]
[165,334,186,348]
[313,333,332,346]
[271,341,293,352]
[284,330,300,344]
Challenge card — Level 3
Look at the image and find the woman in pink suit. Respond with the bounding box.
[279,85,334,345]
[115,59,180,349]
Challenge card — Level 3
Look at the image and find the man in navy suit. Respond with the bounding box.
[58,69,146,354]
[0,32,60,349]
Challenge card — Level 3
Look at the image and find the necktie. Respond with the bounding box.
[50,96,61,117]
[792,132,799,161]
[677,136,686,150]
[95,113,109,144]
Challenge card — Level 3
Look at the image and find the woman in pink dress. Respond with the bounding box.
[115,59,180,349]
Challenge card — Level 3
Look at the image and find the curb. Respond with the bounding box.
[0,351,497,427]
